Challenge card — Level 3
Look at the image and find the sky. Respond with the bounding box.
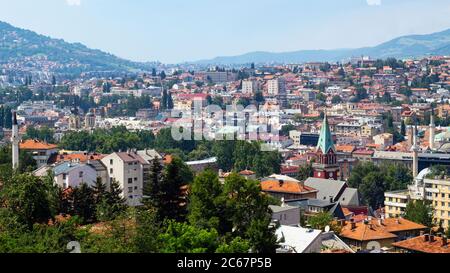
[0,0,449,63]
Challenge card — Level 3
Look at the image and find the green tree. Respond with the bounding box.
[159,221,219,253]
[222,173,278,253]
[158,157,193,222]
[0,173,56,228]
[297,163,314,181]
[308,212,341,233]
[404,200,433,227]
[143,158,163,211]
[188,170,226,231]
[71,183,96,224]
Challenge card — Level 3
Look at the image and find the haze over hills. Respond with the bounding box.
[0,21,154,74]
[194,28,450,65]
[1,20,450,73]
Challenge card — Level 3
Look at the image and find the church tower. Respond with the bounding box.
[11,111,20,170]
[313,113,339,180]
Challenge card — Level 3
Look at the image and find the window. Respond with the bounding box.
[110,168,113,174]
[134,177,138,181]
[128,178,133,184]
[63,174,67,180]
[79,171,83,178]
[128,187,133,193]
[110,159,113,165]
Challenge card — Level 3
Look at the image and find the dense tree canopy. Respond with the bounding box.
[348,162,412,209]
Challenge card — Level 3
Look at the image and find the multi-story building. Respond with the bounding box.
[385,168,450,229]
[19,139,59,168]
[101,152,149,206]
[267,77,286,96]
[53,162,98,189]
[242,79,259,95]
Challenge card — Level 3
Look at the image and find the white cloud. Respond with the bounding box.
[66,0,81,6]
[366,0,382,6]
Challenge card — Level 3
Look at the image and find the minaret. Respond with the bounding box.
[429,109,435,150]
[11,111,20,170]
[411,126,419,178]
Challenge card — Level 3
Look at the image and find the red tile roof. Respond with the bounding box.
[261,180,317,194]
[20,139,58,150]
[340,218,426,242]
[393,236,450,253]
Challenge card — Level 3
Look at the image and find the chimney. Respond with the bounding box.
[430,235,435,243]
[279,180,284,187]
[424,234,430,242]
[350,219,356,230]
[442,236,448,247]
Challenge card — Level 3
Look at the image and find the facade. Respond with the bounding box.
[269,205,301,226]
[267,77,286,96]
[385,168,450,229]
[53,162,98,189]
[19,139,59,168]
[242,79,259,95]
[101,152,148,206]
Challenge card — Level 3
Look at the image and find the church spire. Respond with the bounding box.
[316,112,335,154]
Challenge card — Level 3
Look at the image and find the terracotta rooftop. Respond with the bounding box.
[52,153,105,164]
[393,235,450,253]
[239,170,255,176]
[336,145,355,153]
[261,180,317,194]
[19,139,58,150]
[340,218,426,242]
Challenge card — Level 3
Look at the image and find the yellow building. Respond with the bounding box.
[384,169,450,229]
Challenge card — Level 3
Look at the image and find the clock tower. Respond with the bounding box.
[313,113,339,180]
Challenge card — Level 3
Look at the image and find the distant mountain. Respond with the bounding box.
[0,21,153,74]
[194,28,450,65]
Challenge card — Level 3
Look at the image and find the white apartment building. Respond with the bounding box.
[267,77,286,96]
[242,79,259,95]
[53,162,98,189]
[101,152,149,206]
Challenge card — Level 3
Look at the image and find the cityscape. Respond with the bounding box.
[1,0,450,260]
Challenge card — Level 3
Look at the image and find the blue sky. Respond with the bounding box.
[0,0,449,63]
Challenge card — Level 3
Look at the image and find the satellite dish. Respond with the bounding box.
[366,241,381,252]
[324,225,331,232]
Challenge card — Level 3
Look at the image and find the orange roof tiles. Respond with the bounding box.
[19,139,58,150]
[261,180,317,194]
[393,236,450,253]
[336,145,355,153]
[54,153,105,163]
[340,218,426,242]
